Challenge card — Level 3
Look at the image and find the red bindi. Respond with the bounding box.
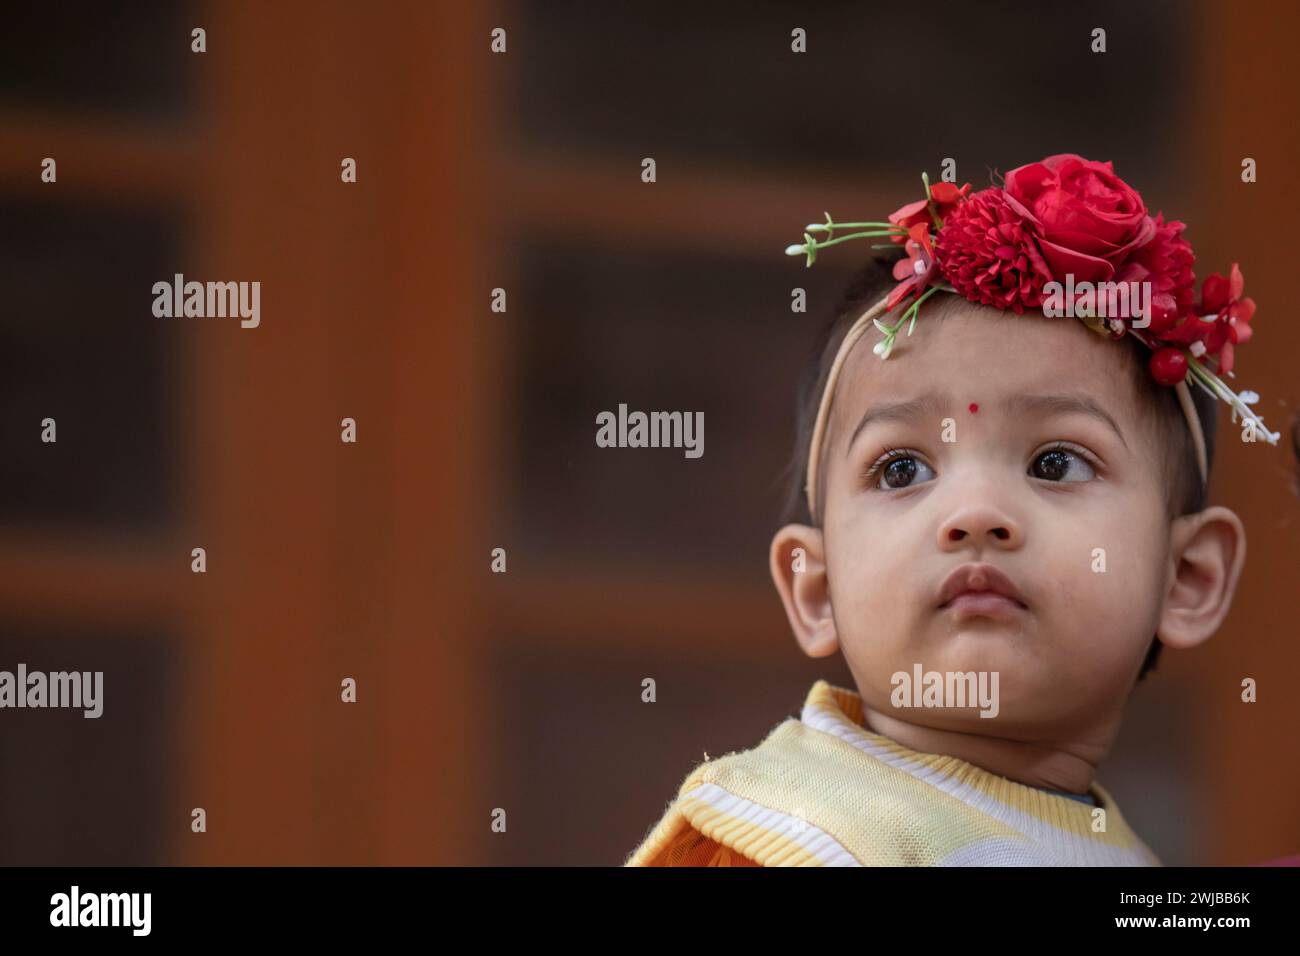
[969,402,979,413]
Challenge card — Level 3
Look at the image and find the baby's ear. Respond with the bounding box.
[1156,505,1247,650]
[768,524,839,658]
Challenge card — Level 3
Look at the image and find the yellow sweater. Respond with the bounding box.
[625,680,1161,867]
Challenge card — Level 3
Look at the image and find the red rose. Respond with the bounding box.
[1003,154,1155,283]
[934,187,1053,313]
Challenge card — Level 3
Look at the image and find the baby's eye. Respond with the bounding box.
[870,451,936,490]
[1030,446,1097,482]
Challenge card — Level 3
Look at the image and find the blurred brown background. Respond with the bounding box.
[0,0,1296,866]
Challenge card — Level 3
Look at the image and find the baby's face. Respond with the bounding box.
[820,300,1172,736]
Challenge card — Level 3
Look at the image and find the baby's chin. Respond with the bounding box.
[862,650,1100,737]
[851,635,1063,725]
[901,613,1043,667]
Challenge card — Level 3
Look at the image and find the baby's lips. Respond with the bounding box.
[936,563,1029,609]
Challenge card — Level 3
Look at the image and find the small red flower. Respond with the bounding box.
[929,181,972,207]
[886,223,937,310]
[1199,263,1254,374]
[887,182,971,243]
[1162,263,1254,373]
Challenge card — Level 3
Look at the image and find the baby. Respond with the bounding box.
[626,154,1276,866]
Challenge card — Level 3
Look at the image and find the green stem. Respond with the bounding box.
[1184,357,1274,440]
[878,284,944,339]
[808,230,908,250]
[1185,356,1229,399]
[808,221,902,231]
[921,172,944,230]
[904,286,935,334]
[913,284,943,308]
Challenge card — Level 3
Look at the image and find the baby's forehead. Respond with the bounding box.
[828,297,1151,449]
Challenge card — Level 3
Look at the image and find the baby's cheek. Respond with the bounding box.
[1042,541,1163,676]
[837,575,903,653]
[829,560,912,682]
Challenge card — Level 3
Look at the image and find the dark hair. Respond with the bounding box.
[778,257,1218,683]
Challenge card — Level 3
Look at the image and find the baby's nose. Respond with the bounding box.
[938,506,1024,550]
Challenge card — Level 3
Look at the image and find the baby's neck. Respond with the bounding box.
[859,704,1101,796]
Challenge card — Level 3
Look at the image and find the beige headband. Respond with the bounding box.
[803,292,1210,520]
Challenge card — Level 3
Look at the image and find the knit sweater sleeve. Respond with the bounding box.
[642,824,763,867]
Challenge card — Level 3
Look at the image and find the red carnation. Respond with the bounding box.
[1115,213,1196,335]
[934,187,1053,313]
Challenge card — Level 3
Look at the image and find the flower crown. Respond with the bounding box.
[787,153,1280,518]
